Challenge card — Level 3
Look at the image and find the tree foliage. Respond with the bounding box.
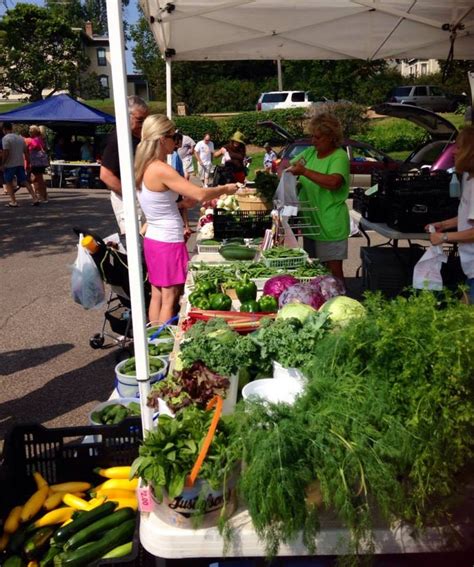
[0,4,88,101]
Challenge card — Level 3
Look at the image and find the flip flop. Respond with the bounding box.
[32,201,40,206]
[5,202,19,208]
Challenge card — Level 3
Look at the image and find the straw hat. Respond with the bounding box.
[230,131,245,144]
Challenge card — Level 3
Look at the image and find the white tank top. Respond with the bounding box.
[138,183,184,243]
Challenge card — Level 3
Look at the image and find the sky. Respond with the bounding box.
[0,0,139,72]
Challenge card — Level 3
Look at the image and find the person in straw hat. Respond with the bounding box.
[214,130,247,183]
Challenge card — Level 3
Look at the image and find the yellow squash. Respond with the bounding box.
[49,481,91,493]
[95,466,132,479]
[62,493,90,511]
[33,507,75,528]
[0,531,10,552]
[33,471,48,489]
[4,505,23,534]
[100,478,138,491]
[21,485,49,523]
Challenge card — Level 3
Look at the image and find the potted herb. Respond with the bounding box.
[131,404,239,529]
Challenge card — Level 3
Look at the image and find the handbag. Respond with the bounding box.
[30,146,50,168]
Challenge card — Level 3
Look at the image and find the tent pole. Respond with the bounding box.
[105,0,153,433]
[277,59,283,91]
[166,58,172,119]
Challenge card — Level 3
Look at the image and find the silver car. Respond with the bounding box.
[387,85,459,113]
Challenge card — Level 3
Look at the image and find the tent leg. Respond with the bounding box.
[166,59,172,119]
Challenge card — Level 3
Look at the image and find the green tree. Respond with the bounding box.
[0,4,89,101]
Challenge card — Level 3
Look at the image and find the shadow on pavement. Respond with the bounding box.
[0,190,116,260]
[0,344,75,376]
[0,350,118,440]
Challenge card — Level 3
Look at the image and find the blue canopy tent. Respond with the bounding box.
[0,93,115,128]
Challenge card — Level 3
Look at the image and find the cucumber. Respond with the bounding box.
[64,508,135,551]
[53,519,135,567]
[52,501,117,544]
[200,239,221,245]
[226,237,245,244]
[24,526,55,560]
[219,245,256,261]
[40,544,62,566]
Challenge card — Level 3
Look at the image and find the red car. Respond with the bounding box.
[258,120,401,188]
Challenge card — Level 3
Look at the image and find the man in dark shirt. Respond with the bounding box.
[100,95,149,234]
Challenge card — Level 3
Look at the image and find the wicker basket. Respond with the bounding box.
[237,194,272,212]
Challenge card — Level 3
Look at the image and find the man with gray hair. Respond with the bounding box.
[100,95,149,234]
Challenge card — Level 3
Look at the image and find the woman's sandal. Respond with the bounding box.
[5,202,19,208]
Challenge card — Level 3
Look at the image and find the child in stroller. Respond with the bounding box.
[73,227,151,355]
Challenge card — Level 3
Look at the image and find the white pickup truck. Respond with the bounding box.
[256,91,331,111]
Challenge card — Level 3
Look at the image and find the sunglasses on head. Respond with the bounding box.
[163,132,181,143]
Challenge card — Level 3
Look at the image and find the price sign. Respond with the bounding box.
[137,485,154,512]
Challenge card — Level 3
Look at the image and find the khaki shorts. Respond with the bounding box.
[303,237,348,262]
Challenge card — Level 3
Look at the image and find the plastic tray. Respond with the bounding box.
[197,243,222,254]
[213,208,272,240]
[262,250,308,269]
[0,421,144,566]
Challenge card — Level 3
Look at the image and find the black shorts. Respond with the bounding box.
[31,166,47,175]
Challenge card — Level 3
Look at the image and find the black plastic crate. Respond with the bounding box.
[352,187,388,222]
[360,246,425,298]
[0,420,143,566]
[213,208,272,240]
[371,170,451,195]
[387,198,459,233]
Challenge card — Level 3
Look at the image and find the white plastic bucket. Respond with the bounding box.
[222,373,238,415]
[115,356,168,398]
[242,377,303,405]
[89,397,140,425]
[272,361,307,388]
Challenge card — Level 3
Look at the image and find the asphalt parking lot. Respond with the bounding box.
[0,185,392,446]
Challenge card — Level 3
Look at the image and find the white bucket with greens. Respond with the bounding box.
[272,361,306,389]
[115,356,168,397]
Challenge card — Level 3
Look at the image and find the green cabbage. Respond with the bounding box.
[276,302,317,323]
[318,296,365,327]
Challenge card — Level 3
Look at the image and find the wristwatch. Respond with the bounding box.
[442,233,449,243]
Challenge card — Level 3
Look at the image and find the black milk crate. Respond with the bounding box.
[0,421,143,566]
[387,197,459,233]
[360,246,425,298]
[213,207,272,240]
[352,187,388,222]
[372,170,451,195]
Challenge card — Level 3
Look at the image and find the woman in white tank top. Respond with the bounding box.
[135,114,238,324]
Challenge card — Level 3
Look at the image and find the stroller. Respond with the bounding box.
[73,228,151,358]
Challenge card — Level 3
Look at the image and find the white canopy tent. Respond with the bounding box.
[104,0,474,434]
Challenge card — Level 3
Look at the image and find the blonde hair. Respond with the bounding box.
[455,126,474,175]
[134,114,174,187]
[308,112,343,147]
[29,125,42,137]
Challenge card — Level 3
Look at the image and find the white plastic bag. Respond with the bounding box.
[71,235,105,309]
[274,171,299,216]
[413,245,447,291]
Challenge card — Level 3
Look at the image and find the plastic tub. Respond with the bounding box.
[242,378,303,405]
[89,397,141,426]
[272,361,307,388]
[115,356,168,398]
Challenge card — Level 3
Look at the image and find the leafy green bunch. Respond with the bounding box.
[228,291,474,559]
[180,318,258,377]
[253,171,280,203]
[132,406,238,502]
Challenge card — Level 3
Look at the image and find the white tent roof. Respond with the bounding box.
[140,0,474,61]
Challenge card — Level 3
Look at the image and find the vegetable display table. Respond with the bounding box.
[140,505,472,561]
[350,210,430,248]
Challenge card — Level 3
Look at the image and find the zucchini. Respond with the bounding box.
[52,501,116,544]
[40,544,62,566]
[100,540,133,559]
[219,245,256,261]
[3,556,23,567]
[63,508,135,551]
[24,526,55,560]
[53,518,135,566]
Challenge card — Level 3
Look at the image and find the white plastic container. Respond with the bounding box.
[242,378,303,405]
[115,356,168,398]
[222,373,239,415]
[272,361,307,388]
[89,397,140,425]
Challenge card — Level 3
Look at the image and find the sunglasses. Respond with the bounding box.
[163,132,181,143]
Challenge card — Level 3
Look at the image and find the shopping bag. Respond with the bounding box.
[412,244,447,291]
[30,147,50,167]
[274,171,299,216]
[71,235,105,309]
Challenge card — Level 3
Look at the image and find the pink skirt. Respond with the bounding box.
[143,238,189,287]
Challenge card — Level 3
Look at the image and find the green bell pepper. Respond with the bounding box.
[258,295,278,312]
[235,277,257,303]
[240,299,260,313]
[189,290,207,307]
[195,280,218,295]
[209,293,232,311]
[194,296,211,310]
